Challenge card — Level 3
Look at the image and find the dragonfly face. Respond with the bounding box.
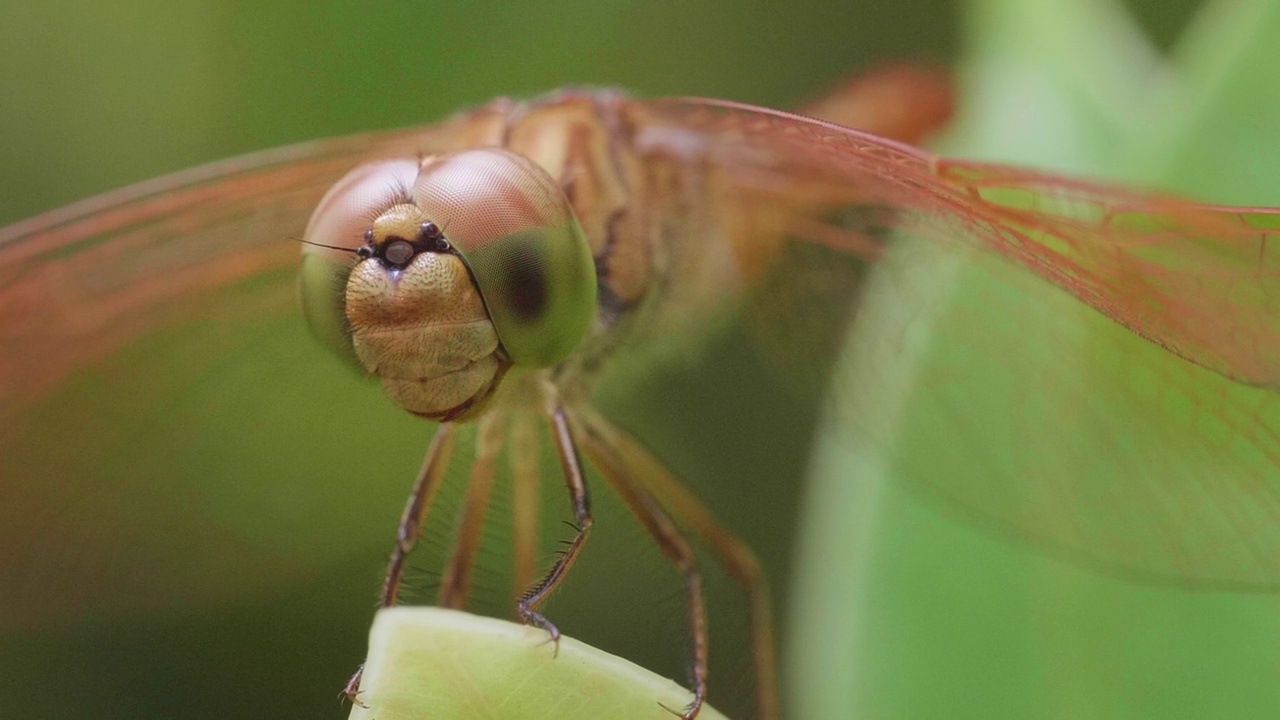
[300,149,596,421]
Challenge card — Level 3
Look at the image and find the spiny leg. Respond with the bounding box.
[509,412,541,609]
[438,412,505,609]
[517,404,593,650]
[344,423,458,701]
[580,408,780,720]
[574,413,709,720]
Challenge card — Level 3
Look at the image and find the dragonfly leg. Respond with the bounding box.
[438,413,505,609]
[344,422,458,702]
[509,413,542,608]
[580,408,780,720]
[575,414,709,720]
[516,405,593,653]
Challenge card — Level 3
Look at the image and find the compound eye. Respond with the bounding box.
[299,159,419,366]
[413,149,597,368]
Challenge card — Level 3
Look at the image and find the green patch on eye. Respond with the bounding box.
[298,252,362,372]
[466,220,598,369]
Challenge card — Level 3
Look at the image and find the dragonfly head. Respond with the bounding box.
[299,149,597,421]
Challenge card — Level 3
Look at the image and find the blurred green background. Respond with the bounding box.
[4,1,1273,719]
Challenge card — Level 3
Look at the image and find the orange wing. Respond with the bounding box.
[630,97,1280,589]
[635,97,1280,388]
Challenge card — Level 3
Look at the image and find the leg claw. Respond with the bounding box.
[342,665,368,709]
[519,605,562,658]
[658,700,701,720]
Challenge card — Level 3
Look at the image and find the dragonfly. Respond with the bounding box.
[3,65,1279,719]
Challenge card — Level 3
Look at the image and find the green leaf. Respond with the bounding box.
[1127,0,1280,202]
[945,0,1172,172]
[348,608,726,720]
[795,0,1280,719]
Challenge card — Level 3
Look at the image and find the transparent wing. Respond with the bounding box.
[629,97,1280,589]
[0,110,505,629]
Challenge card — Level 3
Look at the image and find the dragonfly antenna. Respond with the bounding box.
[296,238,359,254]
